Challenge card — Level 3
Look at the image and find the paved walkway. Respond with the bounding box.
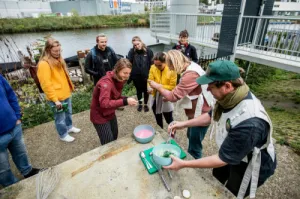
[1,106,300,198]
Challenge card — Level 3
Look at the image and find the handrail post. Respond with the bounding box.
[231,0,247,61]
[251,0,266,49]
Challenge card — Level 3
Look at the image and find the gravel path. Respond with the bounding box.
[6,106,300,198]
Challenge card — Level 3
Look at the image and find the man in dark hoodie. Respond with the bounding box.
[85,33,119,85]
[0,75,40,187]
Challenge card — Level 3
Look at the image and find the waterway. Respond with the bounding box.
[1,27,158,63]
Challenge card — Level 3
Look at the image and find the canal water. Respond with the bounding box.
[1,27,158,62]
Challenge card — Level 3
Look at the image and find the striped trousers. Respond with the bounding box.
[93,116,118,145]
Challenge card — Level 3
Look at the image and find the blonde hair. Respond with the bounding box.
[164,50,191,74]
[132,36,147,52]
[39,38,67,71]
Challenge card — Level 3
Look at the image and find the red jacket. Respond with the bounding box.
[90,71,127,124]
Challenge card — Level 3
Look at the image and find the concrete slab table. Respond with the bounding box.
[1,131,233,199]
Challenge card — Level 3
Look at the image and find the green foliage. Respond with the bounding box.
[200,0,208,5]
[122,82,136,97]
[267,107,300,154]
[22,103,53,129]
[71,90,93,114]
[236,59,277,86]
[270,106,285,112]
[0,14,150,33]
[18,80,135,129]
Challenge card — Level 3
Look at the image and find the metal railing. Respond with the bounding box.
[150,13,222,46]
[150,13,300,61]
[237,16,300,61]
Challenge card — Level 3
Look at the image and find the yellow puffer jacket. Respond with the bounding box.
[148,64,177,96]
[37,59,74,102]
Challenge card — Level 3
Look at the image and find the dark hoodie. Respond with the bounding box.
[172,43,198,63]
[90,71,128,124]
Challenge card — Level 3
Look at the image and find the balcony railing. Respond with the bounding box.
[150,13,300,61]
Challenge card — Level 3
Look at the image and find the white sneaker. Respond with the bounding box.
[67,127,81,134]
[60,134,75,142]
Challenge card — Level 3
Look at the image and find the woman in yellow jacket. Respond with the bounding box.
[37,38,80,143]
[148,52,177,129]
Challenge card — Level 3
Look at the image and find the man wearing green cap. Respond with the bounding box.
[164,60,277,199]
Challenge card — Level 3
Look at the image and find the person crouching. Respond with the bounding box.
[90,58,138,145]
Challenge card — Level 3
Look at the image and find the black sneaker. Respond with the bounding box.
[137,105,142,112]
[144,105,149,112]
[24,168,40,178]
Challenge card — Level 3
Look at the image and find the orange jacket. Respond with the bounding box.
[37,59,74,102]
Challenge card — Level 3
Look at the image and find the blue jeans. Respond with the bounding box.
[49,97,73,139]
[187,126,209,159]
[0,123,32,187]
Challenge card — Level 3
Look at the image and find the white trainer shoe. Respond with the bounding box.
[60,134,75,142]
[67,127,81,134]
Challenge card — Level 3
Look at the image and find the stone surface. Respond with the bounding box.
[2,132,232,199]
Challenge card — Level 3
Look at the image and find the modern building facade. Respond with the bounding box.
[0,0,145,18]
[50,0,145,16]
[0,0,51,18]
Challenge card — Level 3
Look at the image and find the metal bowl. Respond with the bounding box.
[133,125,155,144]
[152,144,181,166]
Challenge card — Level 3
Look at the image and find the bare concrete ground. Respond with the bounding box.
[5,106,300,199]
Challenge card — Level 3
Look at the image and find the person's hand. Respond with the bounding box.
[16,120,21,125]
[148,80,162,90]
[127,98,138,106]
[163,155,186,171]
[168,121,186,135]
[55,101,62,109]
[147,87,153,94]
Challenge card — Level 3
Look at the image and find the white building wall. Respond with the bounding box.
[0,1,51,18]
[273,2,300,16]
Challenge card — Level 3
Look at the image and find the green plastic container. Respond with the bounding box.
[152,144,181,166]
[51,102,68,113]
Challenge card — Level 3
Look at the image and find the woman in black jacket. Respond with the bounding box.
[127,36,154,112]
[172,30,198,63]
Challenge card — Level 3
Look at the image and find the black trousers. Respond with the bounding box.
[132,78,148,105]
[152,100,173,129]
[93,116,118,145]
[92,75,101,86]
[212,162,266,198]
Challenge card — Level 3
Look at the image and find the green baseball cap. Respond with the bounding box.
[196,60,240,85]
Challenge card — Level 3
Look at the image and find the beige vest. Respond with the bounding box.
[215,93,275,199]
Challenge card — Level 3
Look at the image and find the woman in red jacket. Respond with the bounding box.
[90,58,138,145]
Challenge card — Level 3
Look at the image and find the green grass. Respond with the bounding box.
[0,14,149,33]
[267,107,300,153]
[241,62,300,153]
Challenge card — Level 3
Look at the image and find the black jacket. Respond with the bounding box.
[127,47,154,80]
[172,43,198,63]
[85,45,118,79]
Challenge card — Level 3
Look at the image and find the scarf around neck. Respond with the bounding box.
[213,84,249,121]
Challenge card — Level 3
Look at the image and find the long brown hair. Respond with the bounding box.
[113,58,132,81]
[132,36,147,52]
[39,38,68,71]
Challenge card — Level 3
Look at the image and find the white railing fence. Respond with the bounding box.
[150,13,300,61]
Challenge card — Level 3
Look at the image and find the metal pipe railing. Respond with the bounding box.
[150,13,300,61]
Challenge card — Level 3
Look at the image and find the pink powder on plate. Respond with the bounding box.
[136,130,153,138]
